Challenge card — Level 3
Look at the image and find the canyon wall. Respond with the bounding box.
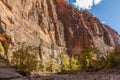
[0,0,120,60]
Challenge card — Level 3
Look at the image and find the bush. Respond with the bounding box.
[59,47,99,71]
[0,43,5,57]
[78,47,95,69]
[91,56,107,69]
[106,51,120,68]
[11,45,120,74]
[45,55,60,72]
[70,55,81,70]
[59,54,80,72]
[11,46,38,74]
[60,54,71,71]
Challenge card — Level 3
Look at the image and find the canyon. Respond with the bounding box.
[0,0,120,79]
[0,0,120,59]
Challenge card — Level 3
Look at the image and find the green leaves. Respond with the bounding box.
[10,45,120,74]
[106,51,120,68]
[11,46,38,73]
[61,55,70,71]
[0,43,5,57]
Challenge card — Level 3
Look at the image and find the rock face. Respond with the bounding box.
[0,0,120,60]
[0,56,22,79]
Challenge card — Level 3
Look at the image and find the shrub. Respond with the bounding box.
[60,54,71,71]
[78,47,95,69]
[11,45,120,74]
[45,55,60,72]
[59,47,99,71]
[0,43,5,57]
[70,55,81,70]
[59,54,81,72]
[11,46,38,74]
[91,56,107,69]
[106,51,120,68]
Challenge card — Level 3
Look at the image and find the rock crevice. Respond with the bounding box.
[0,0,119,59]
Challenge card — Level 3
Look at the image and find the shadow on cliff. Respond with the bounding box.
[0,18,5,34]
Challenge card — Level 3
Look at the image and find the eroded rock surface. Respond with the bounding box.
[0,0,120,59]
[0,0,120,79]
[0,56,22,79]
[10,69,120,80]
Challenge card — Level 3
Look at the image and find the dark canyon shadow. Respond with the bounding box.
[0,17,5,34]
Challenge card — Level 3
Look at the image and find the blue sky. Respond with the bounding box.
[66,0,120,34]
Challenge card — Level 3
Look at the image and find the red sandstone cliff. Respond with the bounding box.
[0,0,120,59]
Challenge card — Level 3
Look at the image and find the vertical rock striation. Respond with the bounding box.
[0,0,119,60]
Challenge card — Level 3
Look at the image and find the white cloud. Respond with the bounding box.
[94,0,102,5]
[102,21,106,24]
[75,0,93,9]
[74,0,102,10]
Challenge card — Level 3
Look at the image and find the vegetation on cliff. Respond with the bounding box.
[9,45,120,75]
